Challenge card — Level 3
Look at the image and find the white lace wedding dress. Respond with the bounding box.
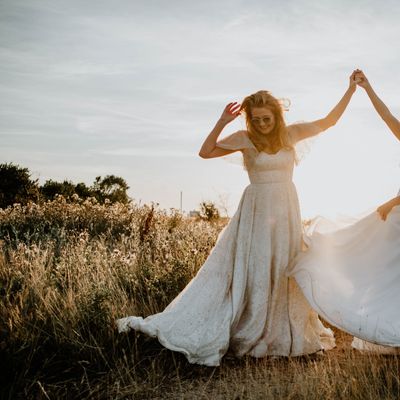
[290,205,400,353]
[117,129,335,366]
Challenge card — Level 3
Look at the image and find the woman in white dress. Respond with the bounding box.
[291,70,400,353]
[117,73,359,366]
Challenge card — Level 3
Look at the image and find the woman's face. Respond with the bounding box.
[250,107,275,135]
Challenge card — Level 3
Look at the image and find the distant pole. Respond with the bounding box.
[180,191,183,213]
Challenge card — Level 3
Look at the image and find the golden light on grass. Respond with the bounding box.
[0,199,399,399]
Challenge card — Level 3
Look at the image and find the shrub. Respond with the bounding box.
[0,163,39,208]
[199,201,220,221]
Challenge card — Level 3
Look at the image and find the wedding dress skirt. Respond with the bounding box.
[291,207,400,351]
[117,130,335,366]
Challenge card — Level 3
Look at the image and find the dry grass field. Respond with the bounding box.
[1,198,399,399]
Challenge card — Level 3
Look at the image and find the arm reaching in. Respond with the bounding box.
[290,71,358,143]
[355,70,400,141]
[377,195,400,221]
[199,102,241,159]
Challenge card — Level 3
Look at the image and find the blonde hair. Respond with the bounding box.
[240,90,292,153]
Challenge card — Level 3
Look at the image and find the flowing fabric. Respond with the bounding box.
[290,207,400,350]
[117,129,335,366]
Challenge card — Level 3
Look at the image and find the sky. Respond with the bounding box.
[1,0,400,218]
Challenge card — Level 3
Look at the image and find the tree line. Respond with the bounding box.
[0,163,130,209]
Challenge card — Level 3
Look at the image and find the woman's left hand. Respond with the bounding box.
[377,200,395,221]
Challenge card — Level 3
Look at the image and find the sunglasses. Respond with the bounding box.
[251,116,273,125]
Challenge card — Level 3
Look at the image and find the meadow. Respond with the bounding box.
[1,197,399,399]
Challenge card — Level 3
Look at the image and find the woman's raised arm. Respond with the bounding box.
[356,70,400,141]
[199,102,241,159]
[290,71,358,143]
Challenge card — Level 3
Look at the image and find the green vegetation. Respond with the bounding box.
[0,163,130,207]
[0,163,40,208]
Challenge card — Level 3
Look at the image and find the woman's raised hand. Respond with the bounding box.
[377,196,400,221]
[348,70,360,92]
[219,102,241,125]
[354,69,370,89]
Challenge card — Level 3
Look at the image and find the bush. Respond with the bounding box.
[91,175,130,204]
[199,201,220,221]
[0,163,39,209]
[0,163,132,209]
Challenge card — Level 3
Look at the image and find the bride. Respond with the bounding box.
[291,69,400,353]
[117,72,359,366]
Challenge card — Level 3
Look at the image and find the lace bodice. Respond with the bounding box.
[216,130,295,184]
[247,150,294,184]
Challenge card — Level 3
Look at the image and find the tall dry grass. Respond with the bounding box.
[0,198,399,399]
